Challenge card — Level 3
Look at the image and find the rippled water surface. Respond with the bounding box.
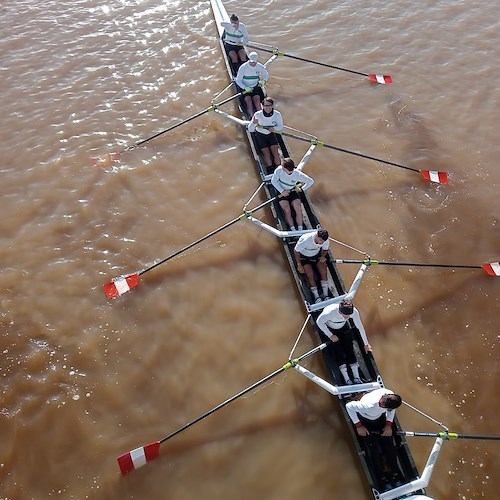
[1,0,499,498]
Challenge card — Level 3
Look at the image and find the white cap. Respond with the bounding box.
[248,52,258,62]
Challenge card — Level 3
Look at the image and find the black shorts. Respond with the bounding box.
[254,131,279,150]
[224,42,243,57]
[238,84,265,101]
[279,190,301,203]
[328,323,356,366]
[299,250,321,266]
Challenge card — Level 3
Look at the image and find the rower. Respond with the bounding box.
[270,157,314,232]
[315,299,372,384]
[247,97,284,173]
[220,14,249,74]
[234,51,269,117]
[346,388,404,489]
[294,228,330,303]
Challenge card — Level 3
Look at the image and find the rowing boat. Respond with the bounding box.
[209,0,427,498]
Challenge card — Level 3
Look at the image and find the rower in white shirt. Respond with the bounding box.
[247,97,284,173]
[294,228,330,303]
[270,157,314,231]
[235,51,269,116]
[316,299,372,385]
[220,14,249,74]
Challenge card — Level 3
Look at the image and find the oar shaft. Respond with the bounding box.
[246,44,369,78]
[453,434,500,440]
[400,431,500,441]
[131,92,243,149]
[281,131,419,173]
[334,259,482,270]
[140,194,280,276]
[133,108,212,147]
[140,216,242,276]
[159,365,285,444]
[159,342,329,445]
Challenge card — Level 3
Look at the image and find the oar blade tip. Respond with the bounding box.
[117,441,161,475]
[420,170,449,184]
[103,273,140,299]
[368,73,393,84]
[91,151,122,168]
[482,262,500,276]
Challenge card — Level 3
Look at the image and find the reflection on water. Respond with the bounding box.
[0,0,498,498]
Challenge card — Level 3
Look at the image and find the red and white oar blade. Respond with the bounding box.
[103,273,140,299]
[117,441,161,475]
[482,262,500,276]
[368,73,393,84]
[91,151,122,167]
[420,170,449,184]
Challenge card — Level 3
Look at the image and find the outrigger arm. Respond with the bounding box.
[373,437,443,500]
[293,364,383,396]
[246,212,372,310]
[245,216,315,239]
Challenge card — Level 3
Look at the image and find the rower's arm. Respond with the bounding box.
[315,312,332,338]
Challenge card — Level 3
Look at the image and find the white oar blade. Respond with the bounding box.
[482,262,500,276]
[368,73,393,84]
[420,170,449,184]
[117,441,161,475]
[103,273,140,299]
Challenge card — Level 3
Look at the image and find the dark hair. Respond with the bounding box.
[384,394,402,409]
[230,14,239,22]
[317,229,329,241]
[282,157,295,171]
[339,299,354,315]
[262,97,274,107]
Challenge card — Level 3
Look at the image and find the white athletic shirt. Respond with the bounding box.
[270,166,314,193]
[345,388,396,425]
[221,21,249,45]
[294,232,330,256]
[247,109,283,134]
[235,61,269,90]
[316,303,369,346]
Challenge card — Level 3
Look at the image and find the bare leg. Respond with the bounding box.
[291,197,303,227]
[303,263,316,287]
[244,95,254,117]
[317,259,327,281]
[270,144,280,166]
[237,48,247,62]
[279,199,294,229]
[252,95,262,114]
[228,50,238,64]
[261,147,271,168]
[228,50,239,74]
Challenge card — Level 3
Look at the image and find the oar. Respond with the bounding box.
[400,431,500,441]
[92,91,246,167]
[103,193,285,299]
[246,43,392,84]
[280,130,449,183]
[117,341,330,474]
[333,259,500,277]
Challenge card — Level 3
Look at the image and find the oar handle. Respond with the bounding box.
[281,131,420,174]
[334,259,482,270]
[246,44,369,78]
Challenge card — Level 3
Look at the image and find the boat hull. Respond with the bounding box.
[209,0,424,496]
